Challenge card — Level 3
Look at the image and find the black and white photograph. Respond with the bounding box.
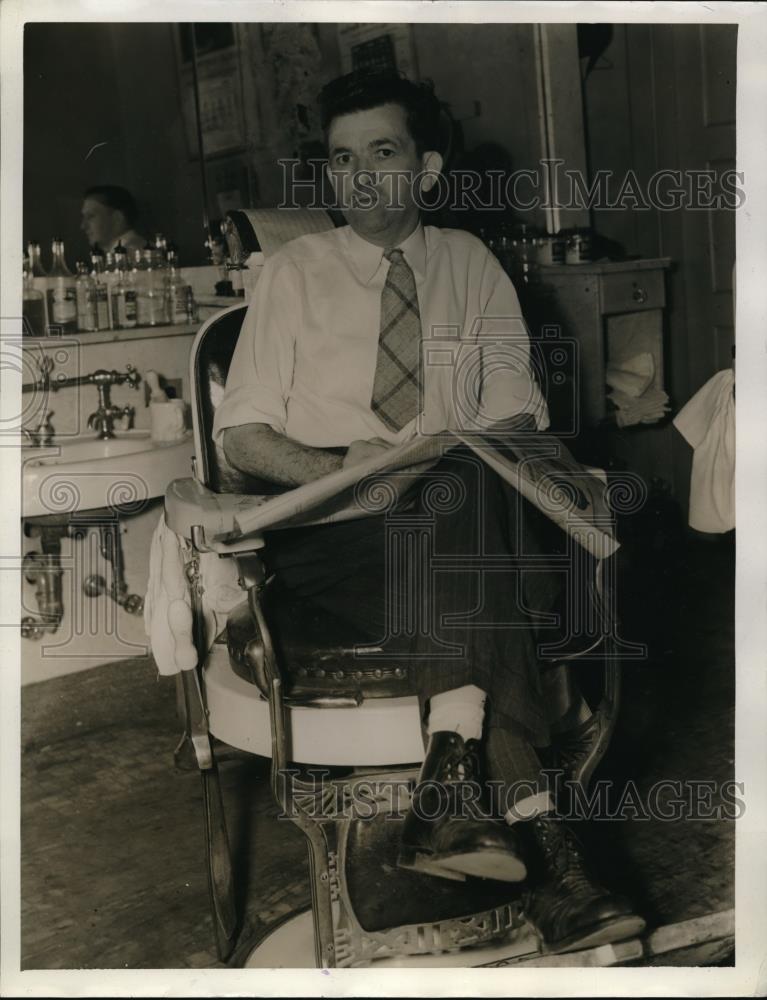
[1,1,765,995]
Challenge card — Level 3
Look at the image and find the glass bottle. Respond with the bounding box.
[89,246,110,331]
[114,242,128,270]
[47,239,77,334]
[75,261,97,332]
[154,238,169,322]
[130,248,144,325]
[111,246,138,330]
[26,242,50,326]
[22,257,46,337]
[27,241,47,277]
[104,250,117,319]
[165,245,189,325]
[153,233,168,264]
[136,245,167,327]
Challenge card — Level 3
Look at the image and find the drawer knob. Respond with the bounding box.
[632,286,648,304]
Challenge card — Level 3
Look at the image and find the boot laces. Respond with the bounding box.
[556,714,602,773]
[536,820,600,895]
[443,744,479,783]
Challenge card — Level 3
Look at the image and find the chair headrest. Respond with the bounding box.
[222,207,336,263]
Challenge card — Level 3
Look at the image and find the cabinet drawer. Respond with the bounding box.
[599,270,665,314]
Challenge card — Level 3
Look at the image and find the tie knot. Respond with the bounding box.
[384,247,406,264]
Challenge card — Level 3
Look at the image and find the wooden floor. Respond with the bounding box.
[20,534,735,969]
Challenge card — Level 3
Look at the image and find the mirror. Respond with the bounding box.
[23,22,344,266]
[25,23,209,265]
[24,21,590,270]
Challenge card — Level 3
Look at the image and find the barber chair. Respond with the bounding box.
[165,303,627,969]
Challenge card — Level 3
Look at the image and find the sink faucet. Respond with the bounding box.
[22,412,55,448]
[86,365,141,440]
[21,360,142,440]
[87,403,136,439]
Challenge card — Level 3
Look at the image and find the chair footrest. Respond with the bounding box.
[225,597,418,705]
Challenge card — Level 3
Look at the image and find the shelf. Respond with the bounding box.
[195,295,247,307]
[538,257,673,276]
[22,323,199,348]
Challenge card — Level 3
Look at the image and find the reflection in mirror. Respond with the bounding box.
[23,22,346,269]
[25,23,209,265]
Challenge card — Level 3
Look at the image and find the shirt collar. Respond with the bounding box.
[345,222,427,285]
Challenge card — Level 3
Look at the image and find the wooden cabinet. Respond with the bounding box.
[518,258,674,486]
[530,258,671,428]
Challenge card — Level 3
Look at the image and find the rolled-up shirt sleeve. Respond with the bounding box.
[472,252,550,431]
[211,256,298,447]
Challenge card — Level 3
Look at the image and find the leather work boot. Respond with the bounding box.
[521,813,646,952]
[552,710,611,788]
[397,731,527,883]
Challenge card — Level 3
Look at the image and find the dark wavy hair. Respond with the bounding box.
[318,71,443,156]
[83,185,139,227]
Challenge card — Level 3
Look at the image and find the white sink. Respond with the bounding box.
[23,429,194,518]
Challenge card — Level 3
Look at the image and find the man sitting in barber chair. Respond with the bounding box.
[213,71,643,954]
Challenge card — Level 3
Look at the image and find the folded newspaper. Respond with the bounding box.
[216,429,619,559]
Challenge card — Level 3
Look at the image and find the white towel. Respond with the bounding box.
[673,369,735,533]
[143,513,244,675]
[606,352,670,427]
[606,351,656,398]
[609,387,671,428]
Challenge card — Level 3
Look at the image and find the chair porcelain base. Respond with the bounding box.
[242,907,544,968]
[203,644,425,765]
[241,907,652,969]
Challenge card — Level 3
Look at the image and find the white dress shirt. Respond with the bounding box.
[212,223,549,450]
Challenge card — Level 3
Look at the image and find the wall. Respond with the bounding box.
[414,23,542,163]
[583,23,736,381]
[226,22,553,217]
[414,22,549,231]
[241,23,342,208]
[582,23,737,501]
[24,23,207,266]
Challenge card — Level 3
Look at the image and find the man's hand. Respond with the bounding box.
[343,438,393,468]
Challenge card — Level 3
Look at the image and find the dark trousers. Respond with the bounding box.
[265,448,566,748]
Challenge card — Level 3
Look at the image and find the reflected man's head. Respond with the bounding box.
[319,73,444,245]
[80,185,139,248]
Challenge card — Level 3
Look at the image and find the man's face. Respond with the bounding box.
[80,197,122,248]
[326,103,438,244]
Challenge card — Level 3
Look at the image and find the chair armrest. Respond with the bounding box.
[165,477,267,552]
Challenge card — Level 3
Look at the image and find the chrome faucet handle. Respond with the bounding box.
[34,411,55,447]
[117,405,135,429]
[124,365,141,389]
[34,355,54,393]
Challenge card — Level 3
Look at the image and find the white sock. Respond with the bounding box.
[575,697,592,725]
[504,790,555,825]
[426,685,487,742]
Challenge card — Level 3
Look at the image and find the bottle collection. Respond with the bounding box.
[480,223,594,285]
[22,236,198,337]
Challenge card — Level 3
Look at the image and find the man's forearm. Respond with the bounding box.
[223,423,344,486]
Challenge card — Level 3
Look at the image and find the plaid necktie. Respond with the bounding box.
[371,248,422,432]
